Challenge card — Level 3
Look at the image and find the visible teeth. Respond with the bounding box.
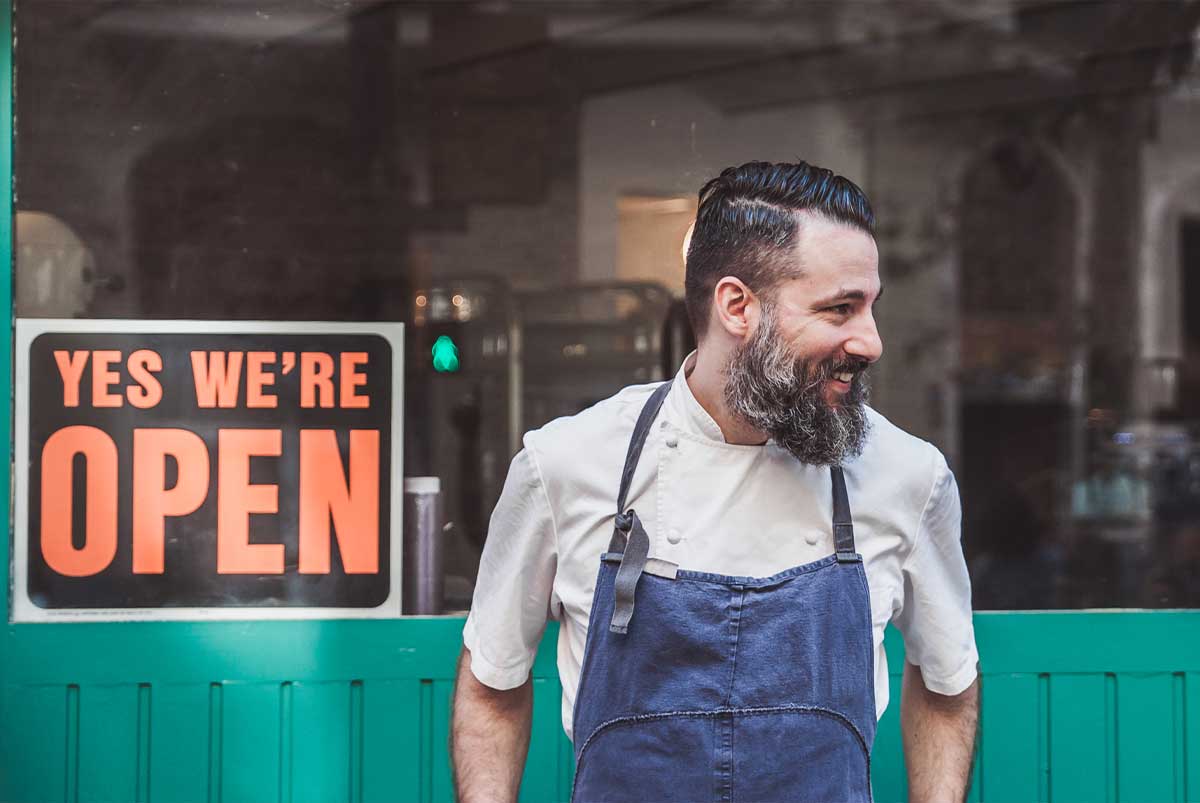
[833,372,853,382]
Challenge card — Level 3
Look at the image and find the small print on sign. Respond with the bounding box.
[13,320,403,623]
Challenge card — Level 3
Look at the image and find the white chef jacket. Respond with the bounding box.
[463,354,979,740]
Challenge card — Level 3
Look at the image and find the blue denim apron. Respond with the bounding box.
[571,380,877,802]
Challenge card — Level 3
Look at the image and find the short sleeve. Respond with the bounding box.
[462,444,558,690]
[892,451,979,696]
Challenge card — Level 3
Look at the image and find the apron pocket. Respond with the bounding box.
[572,706,871,803]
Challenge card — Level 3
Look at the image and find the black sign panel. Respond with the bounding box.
[14,320,403,621]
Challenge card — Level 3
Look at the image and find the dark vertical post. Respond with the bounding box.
[402,477,444,614]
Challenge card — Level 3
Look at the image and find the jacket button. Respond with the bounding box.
[667,529,683,544]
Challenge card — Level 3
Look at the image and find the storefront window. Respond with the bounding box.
[17,1,1200,610]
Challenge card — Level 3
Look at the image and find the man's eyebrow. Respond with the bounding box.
[813,285,884,306]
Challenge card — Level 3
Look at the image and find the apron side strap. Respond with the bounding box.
[610,510,651,634]
[830,465,859,562]
[609,380,672,632]
[607,526,628,553]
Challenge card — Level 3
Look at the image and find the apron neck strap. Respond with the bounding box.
[609,379,673,632]
[615,379,674,516]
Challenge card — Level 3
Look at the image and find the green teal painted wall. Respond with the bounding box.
[3,4,1200,801]
[3,615,1200,802]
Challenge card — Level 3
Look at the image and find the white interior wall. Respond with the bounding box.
[578,85,867,284]
[1141,97,1200,362]
[1139,93,1200,414]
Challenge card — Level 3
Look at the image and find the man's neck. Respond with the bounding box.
[684,348,770,446]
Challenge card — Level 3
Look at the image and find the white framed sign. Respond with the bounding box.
[13,319,404,622]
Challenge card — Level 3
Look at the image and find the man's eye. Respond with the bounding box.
[827,304,852,314]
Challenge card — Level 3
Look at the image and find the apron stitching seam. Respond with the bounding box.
[720,589,745,802]
[571,561,611,744]
[723,590,744,708]
[672,554,841,587]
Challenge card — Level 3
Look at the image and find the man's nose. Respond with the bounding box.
[845,313,883,364]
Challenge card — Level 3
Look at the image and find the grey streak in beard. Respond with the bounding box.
[723,301,872,466]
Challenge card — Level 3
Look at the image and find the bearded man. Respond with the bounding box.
[451,161,980,803]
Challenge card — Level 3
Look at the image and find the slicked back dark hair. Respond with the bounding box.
[684,160,875,340]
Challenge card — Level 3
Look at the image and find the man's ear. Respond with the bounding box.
[712,276,756,339]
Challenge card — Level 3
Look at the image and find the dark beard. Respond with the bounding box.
[723,303,871,466]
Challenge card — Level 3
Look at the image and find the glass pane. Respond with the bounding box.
[16,1,1200,609]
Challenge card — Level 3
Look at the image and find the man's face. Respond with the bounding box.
[723,216,883,465]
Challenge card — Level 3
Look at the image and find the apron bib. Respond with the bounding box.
[570,380,877,803]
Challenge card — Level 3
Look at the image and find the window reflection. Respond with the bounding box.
[16,212,98,318]
[16,1,1200,609]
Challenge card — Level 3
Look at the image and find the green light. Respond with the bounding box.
[431,335,461,373]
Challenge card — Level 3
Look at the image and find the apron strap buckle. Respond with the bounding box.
[833,522,859,562]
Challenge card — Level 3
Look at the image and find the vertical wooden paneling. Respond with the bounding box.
[560,736,575,799]
[519,677,563,803]
[559,681,576,801]
[280,682,294,803]
[0,685,67,803]
[1106,673,1119,798]
[67,685,80,803]
[1049,674,1111,803]
[362,679,421,803]
[208,683,222,803]
[220,683,281,803]
[430,680,455,803]
[1186,672,1200,803]
[292,681,352,803]
[77,684,139,803]
[981,674,1044,802]
[419,679,434,802]
[350,680,364,803]
[871,674,907,803]
[136,684,151,802]
[1175,673,1187,803]
[1117,673,1176,803]
[1038,674,1050,803]
[150,684,211,803]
